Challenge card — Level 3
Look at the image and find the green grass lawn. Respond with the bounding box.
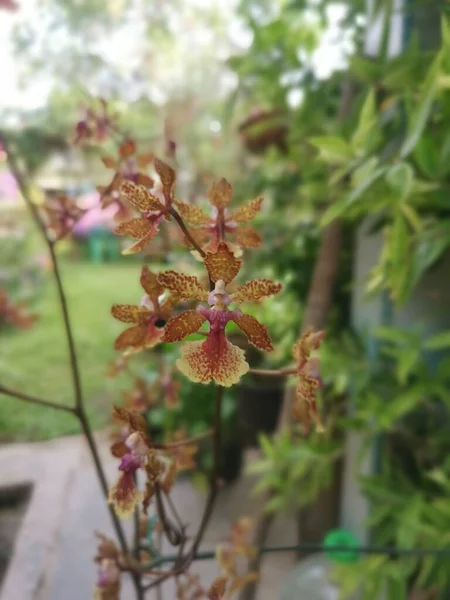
[0,259,149,442]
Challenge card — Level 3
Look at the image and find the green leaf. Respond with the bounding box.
[385,162,414,201]
[352,89,377,152]
[321,163,387,226]
[400,204,421,232]
[386,575,407,600]
[258,433,275,459]
[424,330,450,350]
[310,136,353,164]
[400,52,442,158]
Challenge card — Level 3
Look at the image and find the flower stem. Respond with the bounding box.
[0,385,75,413]
[248,367,297,377]
[149,429,213,450]
[185,385,223,564]
[0,131,143,599]
[169,206,206,257]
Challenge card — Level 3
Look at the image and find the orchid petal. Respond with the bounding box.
[111,304,149,324]
[228,196,263,222]
[157,271,208,302]
[120,181,164,212]
[232,279,282,304]
[162,310,206,342]
[204,242,242,284]
[233,313,273,351]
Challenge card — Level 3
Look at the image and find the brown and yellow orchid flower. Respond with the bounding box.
[113,158,176,254]
[99,138,154,210]
[122,378,157,413]
[111,266,176,355]
[108,406,175,517]
[292,329,326,433]
[158,243,282,387]
[42,194,85,240]
[175,178,263,257]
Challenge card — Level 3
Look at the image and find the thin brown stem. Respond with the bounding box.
[185,385,223,565]
[168,207,206,257]
[164,490,185,532]
[155,485,182,546]
[248,368,297,377]
[0,385,75,413]
[0,132,143,598]
[149,429,213,450]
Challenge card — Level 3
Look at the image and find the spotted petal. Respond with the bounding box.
[119,139,136,158]
[208,178,233,208]
[208,577,227,600]
[134,173,155,188]
[154,158,176,196]
[162,310,206,342]
[176,335,249,386]
[233,314,273,351]
[230,226,262,248]
[140,266,163,300]
[111,304,149,324]
[228,196,263,222]
[137,153,154,168]
[101,156,118,169]
[114,217,152,239]
[232,279,282,304]
[108,472,141,519]
[120,181,164,212]
[122,223,160,255]
[204,242,242,284]
[114,324,147,351]
[157,271,208,302]
[175,201,211,226]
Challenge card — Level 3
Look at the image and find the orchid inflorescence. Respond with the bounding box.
[72,115,326,597]
[0,108,327,600]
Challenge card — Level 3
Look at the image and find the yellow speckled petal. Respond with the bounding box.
[114,217,152,239]
[208,576,227,600]
[108,472,142,519]
[154,158,176,197]
[119,139,136,158]
[233,313,273,352]
[230,226,262,248]
[176,338,249,387]
[120,181,164,212]
[140,266,163,300]
[111,304,149,324]
[204,242,242,284]
[232,279,282,304]
[114,324,147,351]
[121,225,160,255]
[175,201,211,226]
[162,310,206,342]
[157,271,208,302]
[208,178,233,208]
[228,196,263,223]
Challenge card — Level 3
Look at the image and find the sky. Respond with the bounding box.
[0,0,355,113]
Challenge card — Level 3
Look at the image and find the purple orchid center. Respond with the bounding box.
[118,452,143,474]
